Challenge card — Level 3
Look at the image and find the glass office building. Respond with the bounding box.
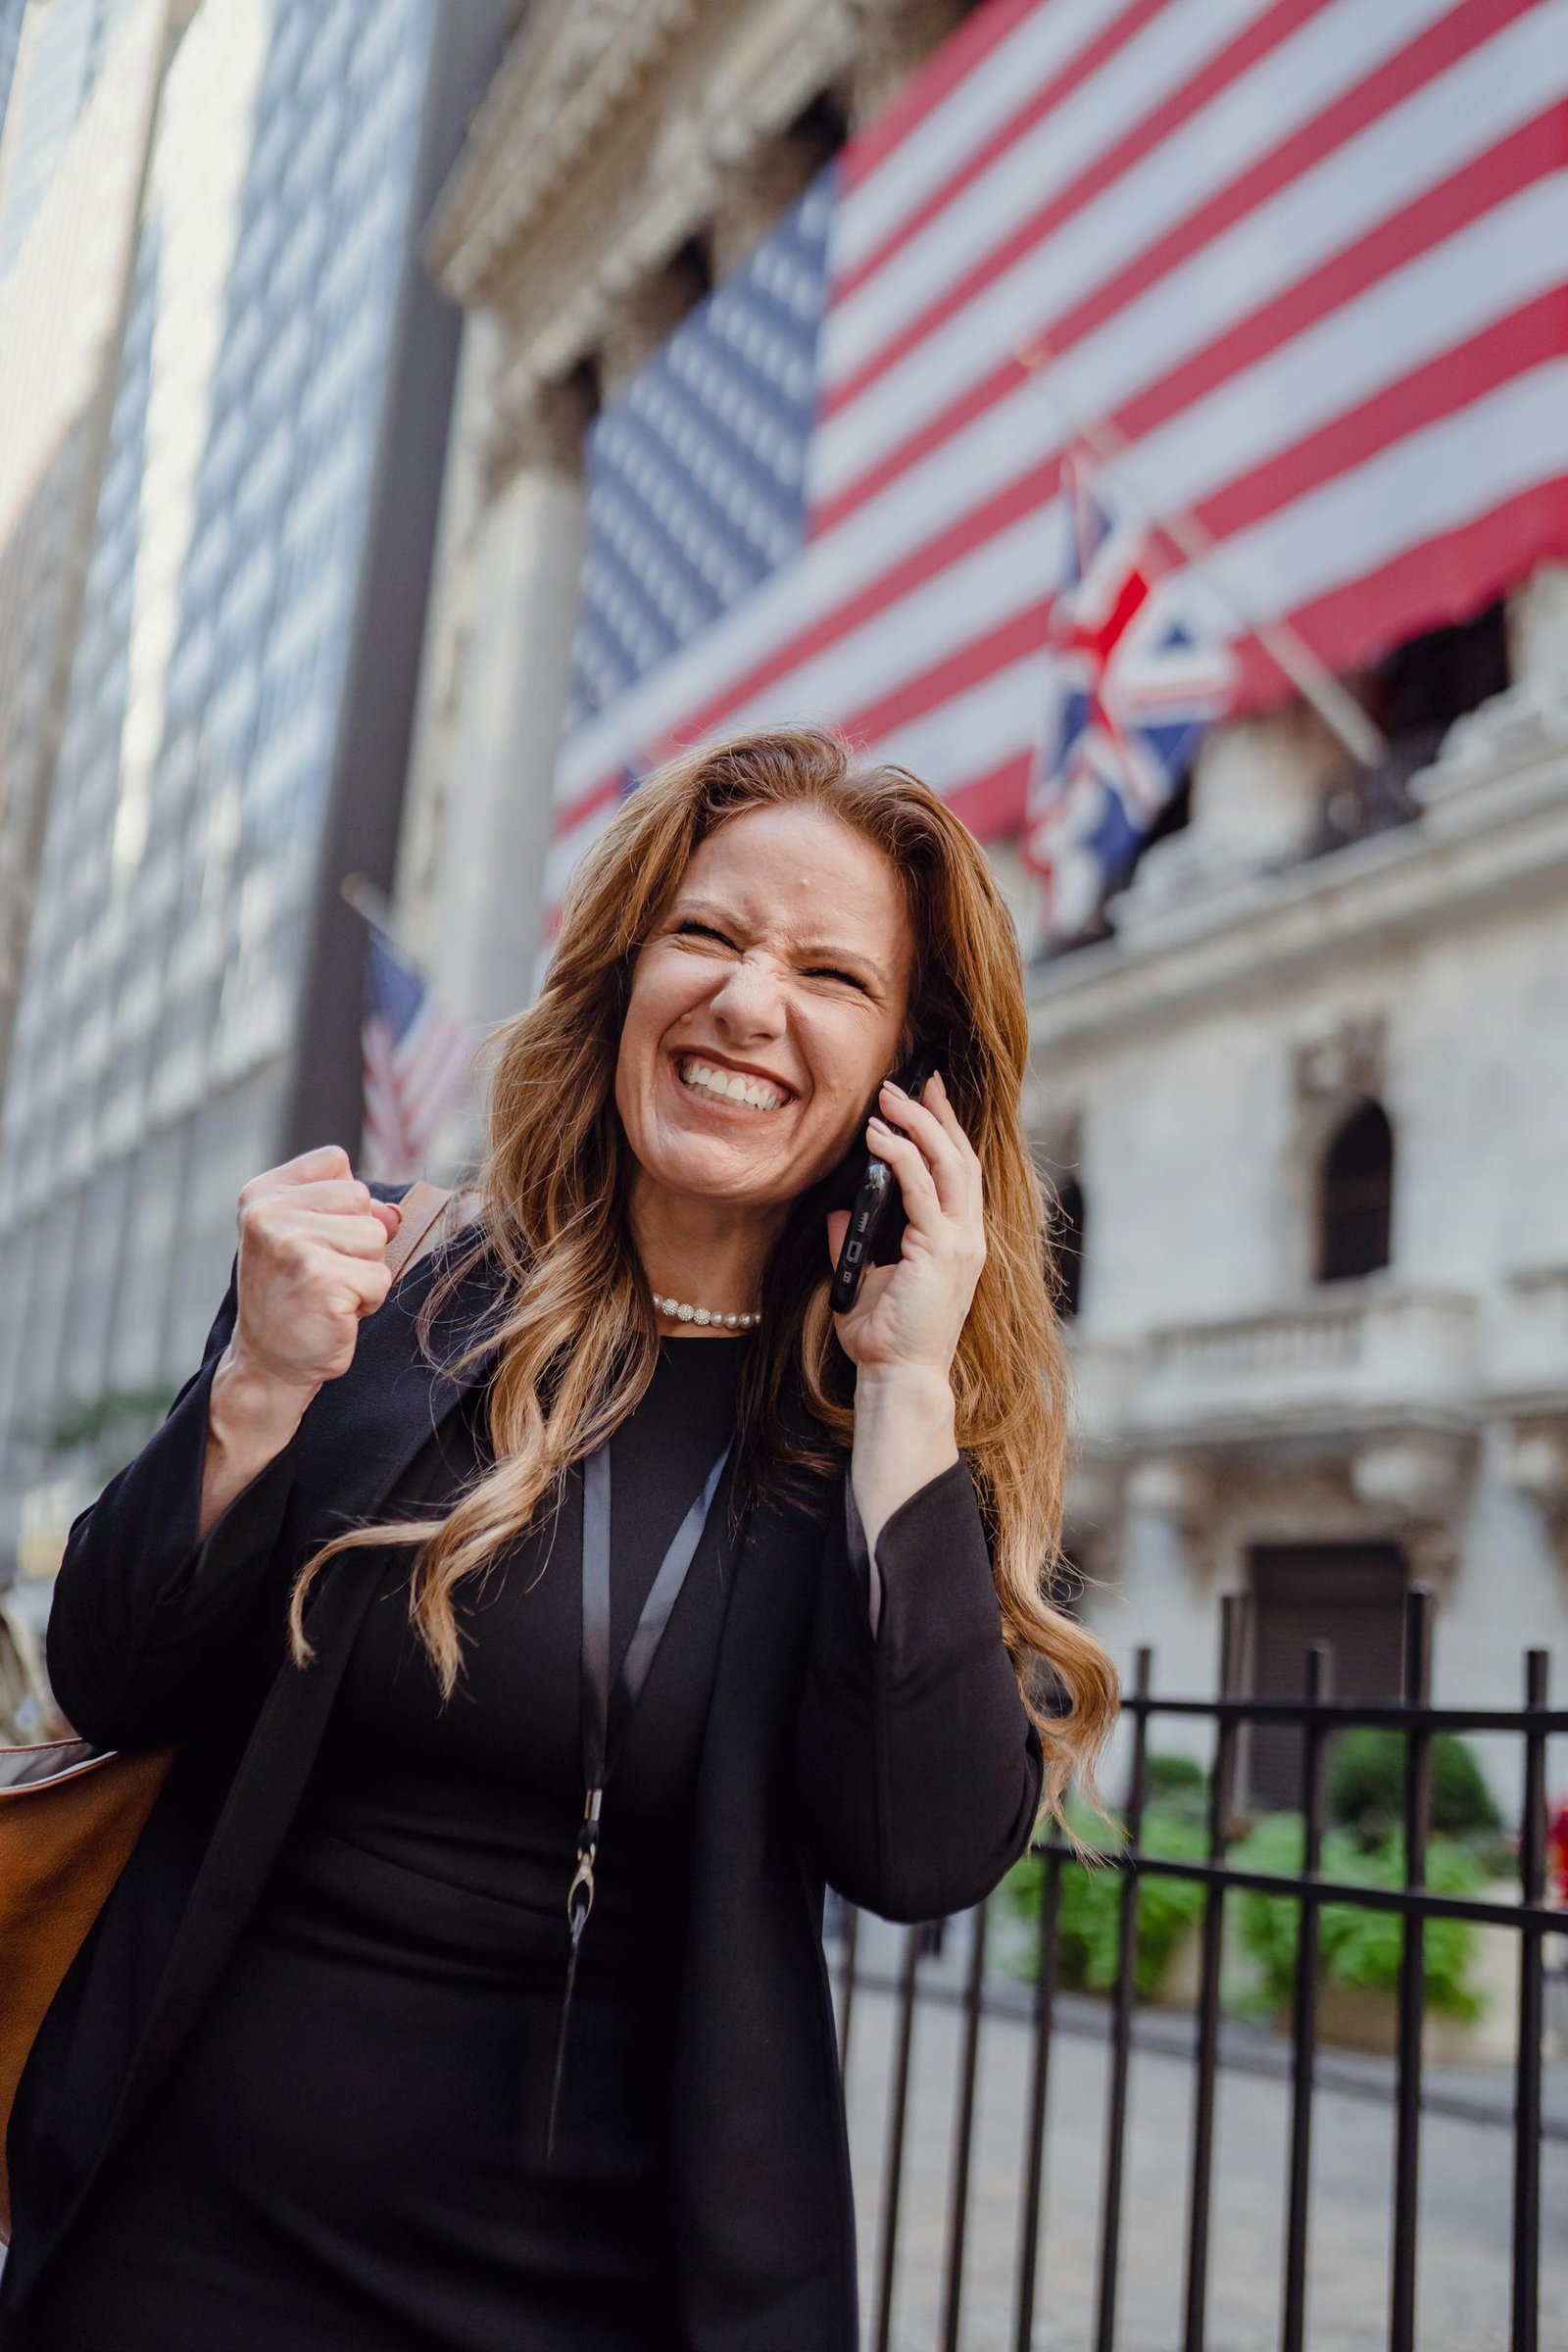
[0,0,504,1551]
[0,0,136,279]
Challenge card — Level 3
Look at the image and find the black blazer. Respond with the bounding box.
[1,1184,1043,2350]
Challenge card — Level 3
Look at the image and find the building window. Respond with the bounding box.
[1048,1173,1085,1320]
[1316,1099,1393,1283]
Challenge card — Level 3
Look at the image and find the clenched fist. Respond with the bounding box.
[199,1145,401,1539]
[226,1143,404,1397]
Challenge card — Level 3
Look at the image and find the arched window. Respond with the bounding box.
[1048,1174,1086,1321]
[1316,1100,1393,1282]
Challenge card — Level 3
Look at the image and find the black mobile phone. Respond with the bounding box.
[828,1053,938,1316]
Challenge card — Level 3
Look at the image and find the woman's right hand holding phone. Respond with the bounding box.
[199,1146,402,1539]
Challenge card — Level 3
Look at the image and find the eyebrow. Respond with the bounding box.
[669,897,885,986]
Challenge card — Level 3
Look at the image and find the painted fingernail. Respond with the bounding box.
[882,1079,906,1097]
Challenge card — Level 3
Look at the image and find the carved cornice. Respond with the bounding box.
[425,0,701,310]
[422,0,967,386]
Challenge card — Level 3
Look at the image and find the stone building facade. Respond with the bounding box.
[399,0,1568,1787]
[1038,567,1568,1790]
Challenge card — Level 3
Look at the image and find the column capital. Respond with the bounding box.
[598,250,711,400]
[483,368,596,493]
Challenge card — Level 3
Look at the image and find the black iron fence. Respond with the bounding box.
[831,1591,1567,2352]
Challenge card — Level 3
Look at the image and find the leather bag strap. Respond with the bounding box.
[380,1179,485,1287]
[381,1179,452,1280]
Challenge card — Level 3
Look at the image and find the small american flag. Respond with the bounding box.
[1024,449,1232,938]
[360,926,474,1183]
[543,0,1568,948]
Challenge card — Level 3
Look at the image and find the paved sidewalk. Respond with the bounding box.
[841,1972,1568,2351]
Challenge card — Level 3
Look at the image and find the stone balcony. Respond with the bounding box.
[1071,1283,1481,1457]
[1490,1265,1568,1409]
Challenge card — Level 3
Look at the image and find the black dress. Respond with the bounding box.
[24,1332,755,2352]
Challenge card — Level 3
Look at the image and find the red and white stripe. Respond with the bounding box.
[545,0,1568,936]
[361,1002,474,1183]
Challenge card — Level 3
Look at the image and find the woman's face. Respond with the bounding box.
[615,803,915,1216]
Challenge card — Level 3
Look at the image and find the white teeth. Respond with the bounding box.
[678,1056,786,1111]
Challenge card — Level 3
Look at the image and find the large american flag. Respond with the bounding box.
[360,926,475,1183]
[544,0,1568,945]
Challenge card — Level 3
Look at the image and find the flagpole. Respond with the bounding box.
[340,872,426,970]
[1016,334,1388,769]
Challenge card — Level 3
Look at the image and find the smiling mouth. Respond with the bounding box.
[673,1054,791,1113]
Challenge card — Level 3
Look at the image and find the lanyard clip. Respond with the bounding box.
[566,1787,604,1939]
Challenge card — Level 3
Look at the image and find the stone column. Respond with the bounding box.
[398,331,593,1175]
[1506,560,1568,688]
[1091,1453,1219,1776]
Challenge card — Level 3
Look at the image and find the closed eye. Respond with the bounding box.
[674,922,867,992]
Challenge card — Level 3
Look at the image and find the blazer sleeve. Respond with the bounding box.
[45,1253,307,1751]
[792,1454,1044,1923]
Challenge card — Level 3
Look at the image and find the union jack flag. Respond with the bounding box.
[543,0,1568,949]
[1024,450,1233,938]
[360,926,474,1183]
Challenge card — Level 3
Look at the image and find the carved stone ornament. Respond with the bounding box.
[1502,1417,1568,1564]
[1125,1453,1217,1534]
[1294,1014,1386,1105]
[482,369,597,494]
[1348,1431,1474,1584]
[426,0,701,308]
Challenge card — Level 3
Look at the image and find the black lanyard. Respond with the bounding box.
[544,1433,733,2158]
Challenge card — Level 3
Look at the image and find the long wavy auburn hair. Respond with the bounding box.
[285,724,1118,1829]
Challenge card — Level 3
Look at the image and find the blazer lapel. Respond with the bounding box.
[672,1400,857,2348]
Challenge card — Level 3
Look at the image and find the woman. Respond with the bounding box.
[2,726,1117,2351]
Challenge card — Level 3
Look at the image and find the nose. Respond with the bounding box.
[708,952,787,1043]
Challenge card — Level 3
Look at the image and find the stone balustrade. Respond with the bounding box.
[1072,1284,1481,1450]
[1491,1264,1568,1401]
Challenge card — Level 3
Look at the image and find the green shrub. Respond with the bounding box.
[1144,1752,1208,1821]
[1326,1728,1499,1845]
[1004,1801,1207,2001]
[1231,1812,1485,2021]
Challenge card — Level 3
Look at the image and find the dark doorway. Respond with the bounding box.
[1247,1543,1408,1812]
[1317,1099,1394,1282]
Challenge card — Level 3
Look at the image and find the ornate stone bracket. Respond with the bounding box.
[1294,1014,1387,1107]
[1122,1452,1221,1582]
[1348,1430,1475,1585]
[482,368,597,495]
[1501,1417,1568,1567]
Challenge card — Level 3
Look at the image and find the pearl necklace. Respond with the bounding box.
[652,1292,760,1331]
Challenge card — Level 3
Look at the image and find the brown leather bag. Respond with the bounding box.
[0,1178,469,2240]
